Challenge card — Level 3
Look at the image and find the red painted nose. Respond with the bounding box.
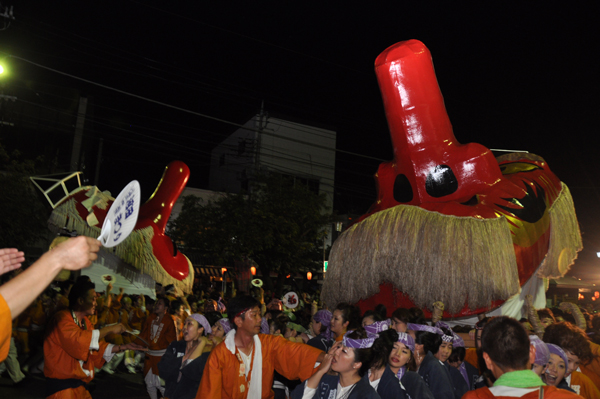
[374,40,502,206]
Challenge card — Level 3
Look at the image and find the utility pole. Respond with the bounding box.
[254,101,266,170]
[70,96,87,172]
[94,138,103,185]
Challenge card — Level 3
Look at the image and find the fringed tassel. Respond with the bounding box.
[49,199,194,294]
[537,183,582,279]
[322,205,520,314]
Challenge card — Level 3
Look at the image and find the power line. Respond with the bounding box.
[8,54,387,162]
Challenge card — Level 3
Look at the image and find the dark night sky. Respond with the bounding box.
[2,2,600,281]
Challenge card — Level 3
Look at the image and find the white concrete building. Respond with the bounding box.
[209,114,336,213]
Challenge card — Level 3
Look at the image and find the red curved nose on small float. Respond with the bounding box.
[136,160,190,280]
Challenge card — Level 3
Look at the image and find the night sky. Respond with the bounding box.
[1,2,600,281]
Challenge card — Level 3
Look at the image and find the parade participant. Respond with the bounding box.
[390,308,411,333]
[543,344,575,392]
[369,328,418,399]
[205,317,231,353]
[136,295,177,399]
[544,323,600,398]
[306,310,333,352]
[0,237,100,362]
[415,329,463,399]
[449,343,480,389]
[44,279,145,398]
[268,318,286,337]
[331,303,361,342]
[529,335,550,376]
[124,295,149,373]
[197,295,325,399]
[159,314,211,399]
[462,316,582,399]
[362,310,382,327]
[291,330,380,399]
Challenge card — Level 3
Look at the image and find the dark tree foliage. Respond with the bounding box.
[169,174,332,290]
[0,142,49,250]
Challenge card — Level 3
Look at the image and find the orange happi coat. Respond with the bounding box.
[197,333,323,399]
[138,312,177,375]
[43,310,110,386]
[571,370,600,399]
[0,294,11,362]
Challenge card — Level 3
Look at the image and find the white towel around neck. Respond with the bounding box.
[224,329,263,398]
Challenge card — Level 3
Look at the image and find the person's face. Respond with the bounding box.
[80,289,97,316]
[565,351,581,377]
[448,359,462,369]
[211,322,225,339]
[545,353,566,386]
[136,297,143,307]
[311,320,322,336]
[331,344,360,374]
[154,299,166,315]
[177,305,184,317]
[191,303,198,313]
[236,306,262,336]
[435,341,453,363]
[391,317,408,333]
[388,342,412,371]
[182,318,203,342]
[532,363,548,376]
[540,317,554,328]
[205,301,217,313]
[475,330,483,350]
[362,315,375,327]
[331,310,349,336]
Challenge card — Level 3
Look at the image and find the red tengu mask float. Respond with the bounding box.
[322,40,581,318]
[46,161,194,294]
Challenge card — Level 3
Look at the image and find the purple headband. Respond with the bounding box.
[343,333,376,349]
[436,322,463,346]
[530,335,550,366]
[364,319,392,336]
[313,310,333,340]
[313,310,332,326]
[217,318,232,334]
[408,323,443,335]
[397,332,415,352]
[188,313,212,335]
[546,343,568,369]
[217,297,226,313]
[260,317,269,334]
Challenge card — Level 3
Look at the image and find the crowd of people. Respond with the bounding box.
[4,239,600,399]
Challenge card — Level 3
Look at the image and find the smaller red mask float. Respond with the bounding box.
[38,161,194,294]
[322,40,582,318]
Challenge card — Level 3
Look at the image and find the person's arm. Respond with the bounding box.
[0,236,100,319]
[116,287,124,303]
[105,284,113,308]
[99,323,126,340]
[0,248,25,276]
[306,353,332,389]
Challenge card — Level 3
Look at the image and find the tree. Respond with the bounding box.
[0,142,49,250]
[168,174,333,294]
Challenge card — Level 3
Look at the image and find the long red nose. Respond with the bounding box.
[374,40,502,205]
[137,160,190,232]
